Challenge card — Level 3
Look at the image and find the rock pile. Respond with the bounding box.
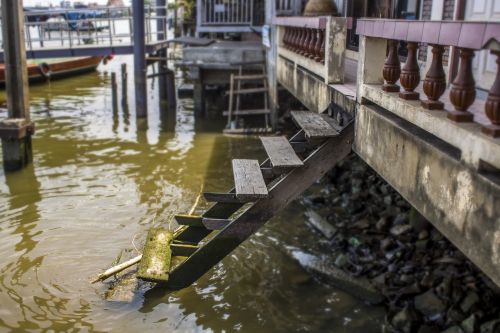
[301,154,500,333]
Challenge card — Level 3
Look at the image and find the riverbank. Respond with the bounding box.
[297,154,500,333]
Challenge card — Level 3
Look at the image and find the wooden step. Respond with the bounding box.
[175,214,230,230]
[223,127,274,135]
[233,74,267,80]
[291,111,338,141]
[223,109,271,116]
[171,243,199,256]
[232,159,268,200]
[202,218,231,230]
[204,192,254,203]
[260,136,304,169]
[229,87,268,95]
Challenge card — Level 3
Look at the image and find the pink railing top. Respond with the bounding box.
[356,18,500,50]
[272,16,328,29]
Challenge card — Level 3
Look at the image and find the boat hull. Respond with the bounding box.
[0,56,103,86]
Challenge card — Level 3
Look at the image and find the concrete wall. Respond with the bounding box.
[354,104,500,287]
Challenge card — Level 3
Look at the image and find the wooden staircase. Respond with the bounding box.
[156,111,354,289]
[223,62,272,134]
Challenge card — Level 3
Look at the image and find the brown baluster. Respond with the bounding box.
[300,29,311,56]
[307,28,317,59]
[421,45,446,110]
[382,40,401,92]
[296,28,305,54]
[399,42,420,100]
[320,29,325,64]
[286,27,293,50]
[448,48,475,122]
[314,29,323,62]
[482,51,500,137]
[292,28,299,51]
[283,27,290,49]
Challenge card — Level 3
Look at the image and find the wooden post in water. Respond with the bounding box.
[0,0,34,171]
[133,0,148,118]
[111,72,119,113]
[121,63,128,106]
[156,0,177,126]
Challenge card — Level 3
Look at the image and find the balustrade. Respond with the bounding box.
[483,51,500,137]
[356,19,500,137]
[282,25,325,64]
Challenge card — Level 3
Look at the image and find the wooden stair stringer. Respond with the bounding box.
[166,122,354,289]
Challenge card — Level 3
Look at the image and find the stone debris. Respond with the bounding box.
[305,209,337,239]
[297,155,500,333]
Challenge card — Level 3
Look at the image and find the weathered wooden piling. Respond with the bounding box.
[156,0,177,125]
[133,0,148,118]
[121,63,128,105]
[111,72,119,113]
[0,0,34,171]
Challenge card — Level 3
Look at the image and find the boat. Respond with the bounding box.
[0,56,112,85]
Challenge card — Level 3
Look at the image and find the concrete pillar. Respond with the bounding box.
[190,67,205,117]
[356,36,386,104]
[133,0,148,118]
[193,82,205,118]
[0,0,34,171]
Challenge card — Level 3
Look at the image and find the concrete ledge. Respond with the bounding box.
[278,48,327,82]
[354,104,500,287]
[277,55,330,113]
[362,84,500,170]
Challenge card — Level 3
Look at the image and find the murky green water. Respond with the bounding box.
[0,56,385,332]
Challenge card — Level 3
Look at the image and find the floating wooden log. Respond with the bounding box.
[137,228,174,283]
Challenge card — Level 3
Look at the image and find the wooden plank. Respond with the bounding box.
[203,192,254,203]
[167,36,215,46]
[202,218,231,230]
[229,87,268,95]
[233,74,267,80]
[232,159,268,200]
[291,111,338,141]
[222,109,270,116]
[171,243,198,257]
[174,215,203,227]
[260,136,304,169]
[223,127,274,135]
[137,228,173,283]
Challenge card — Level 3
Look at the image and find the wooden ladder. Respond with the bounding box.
[152,111,354,289]
[224,61,272,135]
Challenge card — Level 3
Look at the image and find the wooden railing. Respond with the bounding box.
[356,19,500,137]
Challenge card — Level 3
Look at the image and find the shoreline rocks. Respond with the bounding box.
[298,155,500,333]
